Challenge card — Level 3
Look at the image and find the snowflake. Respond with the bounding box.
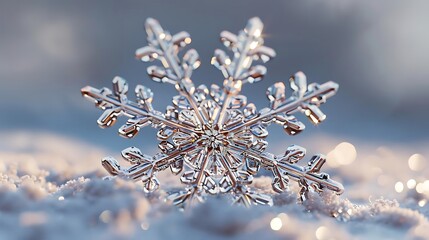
[81,17,344,207]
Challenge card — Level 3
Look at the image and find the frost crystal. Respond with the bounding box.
[81,17,344,207]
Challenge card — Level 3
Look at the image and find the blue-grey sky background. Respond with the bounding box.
[1,0,428,152]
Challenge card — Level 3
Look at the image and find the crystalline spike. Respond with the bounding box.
[182,49,200,78]
[183,49,200,69]
[245,17,263,37]
[176,77,195,95]
[236,171,253,184]
[283,145,306,164]
[307,155,326,173]
[245,158,260,175]
[203,176,218,194]
[121,147,149,163]
[281,115,306,136]
[136,85,153,103]
[210,84,222,102]
[135,46,163,62]
[290,71,307,99]
[223,78,242,94]
[181,170,198,184]
[158,141,175,154]
[170,157,184,175]
[81,17,344,208]
[143,177,160,193]
[102,157,121,176]
[157,127,174,140]
[147,65,170,83]
[172,132,195,146]
[250,46,276,62]
[179,110,199,127]
[211,49,231,81]
[220,31,238,48]
[272,175,289,193]
[200,100,220,123]
[194,84,209,102]
[145,18,166,42]
[219,175,233,193]
[119,117,150,138]
[112,76,128,96]
[229,95,247,109]
[267,82,286,109]
[250,139,268,152]
[172,95,190,109]
[302,103,326,124]
[241,65,267,84]
[243,103,257,118]
[167,189,193,206]
[172,31,192,48]
[221,109,243,128]
[250,124,268,138]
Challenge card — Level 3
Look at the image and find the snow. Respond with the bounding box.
[0,131,428,240]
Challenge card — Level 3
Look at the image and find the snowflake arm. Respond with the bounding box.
[211,17,275,127]
[81,77,196,135]
[229,144,344,200]
[101,141,200,193]
[223,74,339,134]
[136,18,206,126]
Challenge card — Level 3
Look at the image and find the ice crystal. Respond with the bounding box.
[81,17,344,207]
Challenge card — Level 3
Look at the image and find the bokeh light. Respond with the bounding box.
[407,179,417,189]
[99,210,112,223]
[270,217,282,231]
[315,226,329,240]
[408,154,427,171]
[395,182,404,193]
[327,142,357,167]
[140,221,150,230]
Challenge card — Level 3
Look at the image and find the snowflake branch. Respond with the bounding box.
[102,141,200,193]
[232,186,273,207]
[193,147,210,187]
[180,147,218,194]
[221,80,339,134]
[217,151,238,189]
[81,78,198,135]
[212,17,276,127]
[229,144,344,195]
[136,18,206,126]
[211,17,276,85]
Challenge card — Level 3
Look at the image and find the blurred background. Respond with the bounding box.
[1,1,429,239]
[1,0,428,154]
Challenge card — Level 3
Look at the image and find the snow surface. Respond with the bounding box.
[1,131,428,240]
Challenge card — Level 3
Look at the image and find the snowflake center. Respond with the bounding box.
[200,125,226,149]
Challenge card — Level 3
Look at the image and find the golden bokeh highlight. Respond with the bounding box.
[270,217,282,231]
[408,154,426,171]
[327,142,357,167]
